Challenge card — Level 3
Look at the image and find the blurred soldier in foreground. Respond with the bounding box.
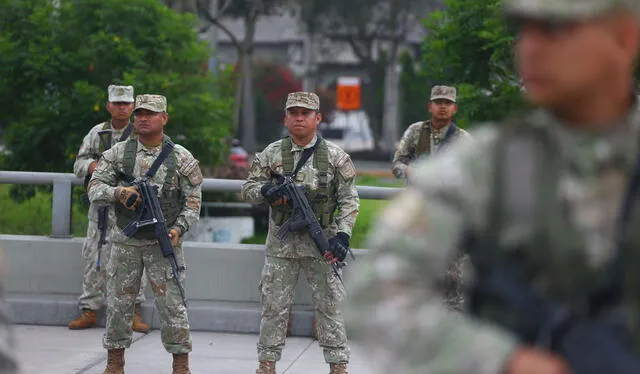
[241,92,359,374]
[391,85,471,180]
[0,249,18,373]
[347,1,640,373]
[391,85,472,310]
[89,94,202,374]
[69,85,150,333]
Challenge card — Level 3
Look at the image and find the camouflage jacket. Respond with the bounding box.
[241,135,360,258]
[391,120,472,179]
[73,121,132,179]
[346,104,640,374]
[88,137,203,246]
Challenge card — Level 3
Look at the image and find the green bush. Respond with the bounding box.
[0,0,233,173]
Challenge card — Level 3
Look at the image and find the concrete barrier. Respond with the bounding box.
[0,235,363,337]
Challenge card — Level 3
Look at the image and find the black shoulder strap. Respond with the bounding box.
[118,123,134,142]
[146,136,175,178]
[290,136,323,178]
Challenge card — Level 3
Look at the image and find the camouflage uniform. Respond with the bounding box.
[391,85,471,310]
[346,2,640,373]
[88,95,202,357]
[241,92,359,369]
[391,86,472,180]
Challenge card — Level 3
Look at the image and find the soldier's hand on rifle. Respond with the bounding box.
[115,186,142,211]
[504,347,571,374]
[326,232,350,264]
[168,227,181,247]
[261,183,288,206]
[88,161,98,175]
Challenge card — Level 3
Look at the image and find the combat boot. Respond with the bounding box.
[172,353,190,374]
[68,309,97,330]
[103,348,124,374]
[132,304,150,333]
[255,360,276,374]
[329,363,348,374]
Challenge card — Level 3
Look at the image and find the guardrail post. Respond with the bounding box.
[51,179,72,238]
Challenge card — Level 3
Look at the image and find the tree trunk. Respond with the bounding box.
[302,32,317,92]
[232,53,243,134]
[381,51,400,153]
[240,17,257,151]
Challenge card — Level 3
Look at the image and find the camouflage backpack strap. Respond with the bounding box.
[161,135,178,188]
[415,121,431,155]
[98,121,112,154]
[281,136,294,176]
[122,137,138,177]
[312,138,332,227]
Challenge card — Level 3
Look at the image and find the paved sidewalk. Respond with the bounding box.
[14,325,372,374]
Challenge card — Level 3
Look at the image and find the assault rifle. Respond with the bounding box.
[120,176,187,307]
[95,205,109,271]
[466,234,640,374]
[272,172,353,285]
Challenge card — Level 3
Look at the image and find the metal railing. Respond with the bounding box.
[0,171,402,238]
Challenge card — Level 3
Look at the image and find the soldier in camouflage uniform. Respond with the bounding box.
[391,85,471,180]
[347,1,640,373]
[69,85,150,333]
[89,94,202,374]
[241,92,359,374]
[392,85,472,311]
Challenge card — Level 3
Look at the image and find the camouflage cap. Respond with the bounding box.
[430,85,456,103]
[134,94,167,113]
[108,85,134,103]
[285,92,320,111]
[503,0,640,20]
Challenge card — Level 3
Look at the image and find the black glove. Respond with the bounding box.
[326,232,350,263]
[260,183,287,204]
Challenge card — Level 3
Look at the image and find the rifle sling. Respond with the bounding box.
[288,137,321,178]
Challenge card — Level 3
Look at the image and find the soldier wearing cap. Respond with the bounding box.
[88,94,203,374]
[69,85,151,333]
[391,84,471,311]
[347,0,640,373]
[241,92,359,374]
[391,85,471,180]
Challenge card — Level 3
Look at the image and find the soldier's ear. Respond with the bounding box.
[162,112,169,126]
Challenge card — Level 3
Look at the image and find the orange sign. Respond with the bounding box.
[336,77,361,111]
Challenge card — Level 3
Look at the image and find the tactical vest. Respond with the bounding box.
[115,136,183,240]
[415,121,459,155]
[271,137,333,227]
[471,118,640,349]
[98,121,135,153]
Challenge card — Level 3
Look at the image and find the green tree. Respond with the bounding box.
[417,0,523,127]
[0,0,234,172]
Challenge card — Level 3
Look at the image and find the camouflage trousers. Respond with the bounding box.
[258,256,349,364]
[441,253,467,311]
[103,240,191,354]
[78,205,148,311]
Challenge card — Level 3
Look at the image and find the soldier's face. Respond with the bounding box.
[284,107,321,139]
[106,102,134,121]
[134,109,168,136]
[428,100,457,121]
[515,13,638,108]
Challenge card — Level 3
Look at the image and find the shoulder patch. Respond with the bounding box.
[337,154,356,180]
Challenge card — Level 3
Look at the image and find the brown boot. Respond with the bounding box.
[172,353,190,374]
[329,363,348,374]
[68,309,97,330]
[103,349,124,374]
[255,361,276,374]
[132,304,150,333]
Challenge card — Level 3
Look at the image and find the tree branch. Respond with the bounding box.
[196,0,241,49]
